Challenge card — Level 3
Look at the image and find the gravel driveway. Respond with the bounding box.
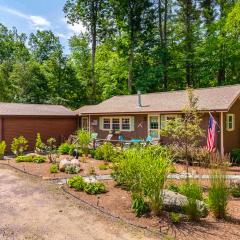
[0,165,157,240]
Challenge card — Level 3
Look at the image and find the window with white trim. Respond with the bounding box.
[100,117,133,131]
[226,114,235,131]
[160,114,181,129]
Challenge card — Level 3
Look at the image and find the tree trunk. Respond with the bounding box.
[163,0,168,90]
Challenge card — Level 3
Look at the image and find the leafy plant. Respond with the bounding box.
[98,164,109,170]
[94,142,117,161]
[230,183,240,198]
[58,142,75,154]
[11,136,28,156]
[35,133,45,154]
[84,181,107,194]
[0,141,6,159]
[45,137,57,163]
[167,182,180,193]
[230,148,240,165]
[65,165,80,174]
[68,176,86,191]
[131,193,150,217]
[16,155,33,163]
[169,212,181,224]
[76,129,91,155]
[208,170,229,219]
[32,155,46,163]
[50,164,58,173]
[179,180,203,221]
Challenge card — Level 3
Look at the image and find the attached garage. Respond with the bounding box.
[0,103,77,152]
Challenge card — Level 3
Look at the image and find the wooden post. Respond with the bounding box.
[220,112,224,156]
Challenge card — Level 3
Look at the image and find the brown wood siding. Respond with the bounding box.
[2,117,77,152]
[223,98,240,153]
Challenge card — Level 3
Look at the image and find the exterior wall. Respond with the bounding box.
[2,116,77,152]
[223,98,240,153]
[88,114,148,140]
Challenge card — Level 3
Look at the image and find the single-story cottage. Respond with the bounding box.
[75,84,240,154]
[0,103,77,151]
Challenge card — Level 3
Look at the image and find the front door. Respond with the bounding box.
[148,115,160,139]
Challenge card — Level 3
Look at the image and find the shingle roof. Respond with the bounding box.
[0,103,76,116]
[76,85,240,115]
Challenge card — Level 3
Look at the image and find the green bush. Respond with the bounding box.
[11,136,28,156]
[94,142,117,161]
[208,170,229,219]
[67,176,86,191]
[179,180,203,221]
[167,182,180,193]
[131,193,150,217]
[15,155,33,163]
[169,212,181,224]
[230,183,240,198]
[84,181,107,194]
[0,141,6,159]
[76,129,91,155]
[65,165,80,174]
[32,155,46,163]
[231,149,240,165]
[58,142,75,154]
[98,164,109,170]
[35,133,45,154]
[50,164,58,173]
[112,145,172,215]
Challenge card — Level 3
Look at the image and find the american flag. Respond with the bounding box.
[207,114,217,152]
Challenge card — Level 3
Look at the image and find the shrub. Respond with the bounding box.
[45,138,58,163]
[112,146,172,215]
[94,142,117,162]
[35,133,45,154]
[167,182,180,193]
[58,142,75,155]
[65,165,80,174]
[32,155,46,163]
[11,136,28,156]
[84,181,107,194]
[50,164,58,173]
[231,148,240,165]
[98,164,109,170]
[0,141,6,159]
[16,155,33,163]
[230,183,240,198]
[208,170,229,219]
[76,129,91,155]
[131,193,150,217]
[88,166,96,175]
[67,176,86,191]
[169,212,181,224]
[179,180,203,221]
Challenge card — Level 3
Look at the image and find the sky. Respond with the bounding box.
[0,0,86,53]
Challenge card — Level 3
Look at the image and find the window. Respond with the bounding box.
[112,118,120,130]
[103,118,111,130]
[149,115,160,138]
[122,118,130,130]
[160,114,181,129]
[100,117,133,131]
[226,114,235,131]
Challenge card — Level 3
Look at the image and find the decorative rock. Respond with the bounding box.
[59,159,72,172]
[70,159,80,167]
[163,189,208,218]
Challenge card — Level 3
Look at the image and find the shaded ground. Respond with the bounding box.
[0,164,157,240]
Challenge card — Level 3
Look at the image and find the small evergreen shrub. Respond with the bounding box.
[50,164,58,173]
[208,170,229,219]
[98,164,109,170]
[67,176,86,191]
[230,183,240,198]
[131,193,150,217]
[84,182,107,194]
[94,142,117,162]
[11,136,28,156]
[65,165,80,174]
[231,148,240,165]
[58,142,75,154]
[167,182,180,193]
[32,155,46,163]
[169,212,181,224]
[16,155,33,163]
[35,133,45,154]
[0,141,6,159]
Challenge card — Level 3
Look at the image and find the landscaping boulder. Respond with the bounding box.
[70,159,80,167]
[163,189,208,218]
[59,159,72,172]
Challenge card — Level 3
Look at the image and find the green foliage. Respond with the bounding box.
[68,176,86,191]
[76,129,91,155]
[58,142,75,155]
[208,170,229,219]
[45,137,57,163]
[113,145,172,215]
[167,183,180,193]
[230,149,240,165]
[65,165,80,174]
[169,212,181,224]
[230,183,240,198]
[0,141,6,159]
[35,133,45,153]
[131,193,150,217]
[32,155,46,163]
[11,136,28,156]
[179,181,203,221]
[15,155,46,163]
[94,142,117,162]
[98,164,109,170]
[50,164,58,173]
[84,181,107,195]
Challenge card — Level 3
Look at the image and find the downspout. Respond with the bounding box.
[220,112,224,156]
